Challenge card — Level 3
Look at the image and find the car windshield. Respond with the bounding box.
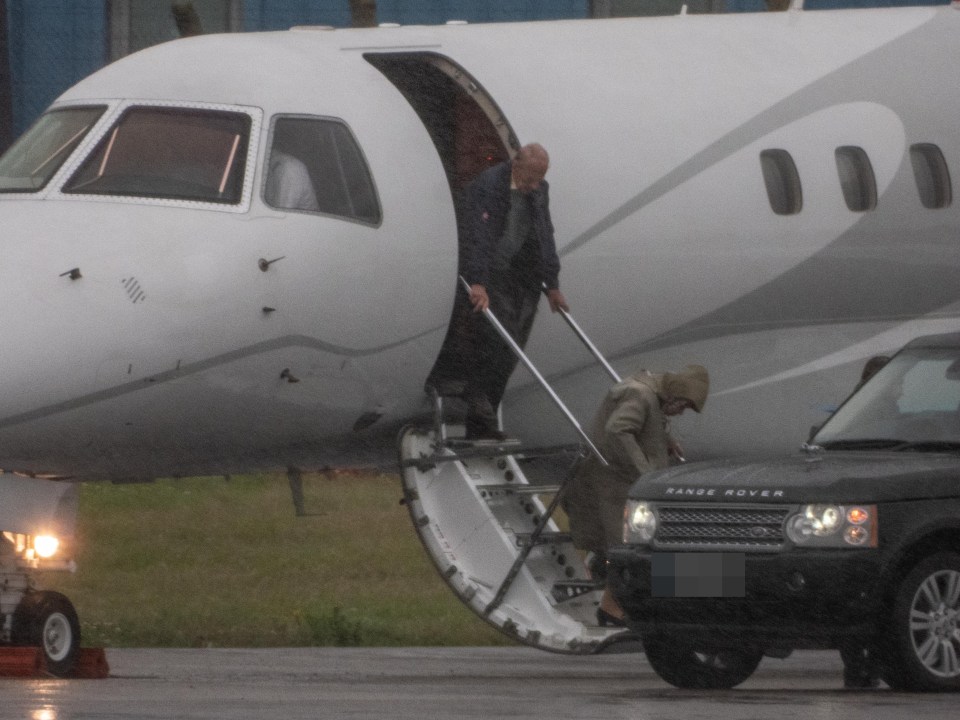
[814,347,960,451]
[0,106,106,192]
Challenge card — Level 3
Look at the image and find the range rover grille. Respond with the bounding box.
[654,505,790,552]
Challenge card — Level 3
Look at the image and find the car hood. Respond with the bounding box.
[630,451,960,504]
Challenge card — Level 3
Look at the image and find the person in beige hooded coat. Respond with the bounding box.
[563,364,709,624]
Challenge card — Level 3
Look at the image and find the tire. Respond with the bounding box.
[643,634,763,689]
[12,591,81,678]
[882,552,960,692]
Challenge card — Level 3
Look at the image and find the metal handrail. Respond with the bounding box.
[543,282,622,384]
[459,276,607,466]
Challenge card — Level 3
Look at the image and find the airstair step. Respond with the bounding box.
[551,579,604,603]
[400,425,628,653]
[475,483,561,496]
[400,443,581,472]
[514,531,573,548]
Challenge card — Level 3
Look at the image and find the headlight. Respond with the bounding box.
[624,500,657,544]
[32,535,60,558]
[786,504,877,548]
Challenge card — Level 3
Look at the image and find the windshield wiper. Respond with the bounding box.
[890,441,960,453]
[817,439,908,451]
[819,438,960,453]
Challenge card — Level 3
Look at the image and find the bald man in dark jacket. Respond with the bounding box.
[460,143,568,440]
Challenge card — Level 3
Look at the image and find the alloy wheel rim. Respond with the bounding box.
[909,569,960,678]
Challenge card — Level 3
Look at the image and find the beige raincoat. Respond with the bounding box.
[563,365,709,552]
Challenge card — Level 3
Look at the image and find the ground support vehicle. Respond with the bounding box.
[0,475,83,677]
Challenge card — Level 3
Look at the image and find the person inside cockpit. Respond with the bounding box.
[264,127,320,212]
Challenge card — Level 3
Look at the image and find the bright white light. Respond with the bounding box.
[625,501,657,543]
[803,505,841,536]
[33,535,59,559]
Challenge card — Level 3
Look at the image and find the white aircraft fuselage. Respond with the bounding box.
[1,7,959,481]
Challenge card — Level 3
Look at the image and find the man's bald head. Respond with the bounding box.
[512,143,549,194]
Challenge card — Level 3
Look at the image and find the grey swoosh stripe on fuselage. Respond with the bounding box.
[0,329,440,431]
[560,12,960,359]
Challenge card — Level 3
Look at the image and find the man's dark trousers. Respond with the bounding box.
[464,272,539,436]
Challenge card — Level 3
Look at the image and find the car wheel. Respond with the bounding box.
[12,591,81,678]
[883,551,960,692]
[643,634,763,689]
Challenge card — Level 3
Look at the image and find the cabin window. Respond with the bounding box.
[264,116,381,224]
[0,106,106,193]
[759,149,802,216]
[835,146,877,212]
[62,106,251,204]
[910,144,952,210]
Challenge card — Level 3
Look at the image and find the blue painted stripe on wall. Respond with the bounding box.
[242,0,351,30]
[374,0,589,23]
[243,0,589,30]
[7,0,106,136]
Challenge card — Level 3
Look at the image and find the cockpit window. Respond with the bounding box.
[264,116,380,224]
[0,106,106,193]
[63,106,251,204]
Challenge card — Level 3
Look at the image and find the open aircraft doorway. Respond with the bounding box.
[365,52,517,395]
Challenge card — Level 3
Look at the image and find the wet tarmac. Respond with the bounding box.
[2,647,955,720]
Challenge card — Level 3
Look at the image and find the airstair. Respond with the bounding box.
[398,279,637,654]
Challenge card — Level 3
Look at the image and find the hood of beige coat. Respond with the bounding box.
[631,365,709,413]
[661,364,709,412]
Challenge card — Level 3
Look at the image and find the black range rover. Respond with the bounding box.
[607,332,960,691]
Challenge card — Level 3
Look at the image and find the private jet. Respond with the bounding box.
[1,4,958,668]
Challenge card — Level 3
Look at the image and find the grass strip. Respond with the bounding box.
[38,472,510,648]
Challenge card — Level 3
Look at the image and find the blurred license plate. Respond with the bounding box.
[651,552,745,598]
